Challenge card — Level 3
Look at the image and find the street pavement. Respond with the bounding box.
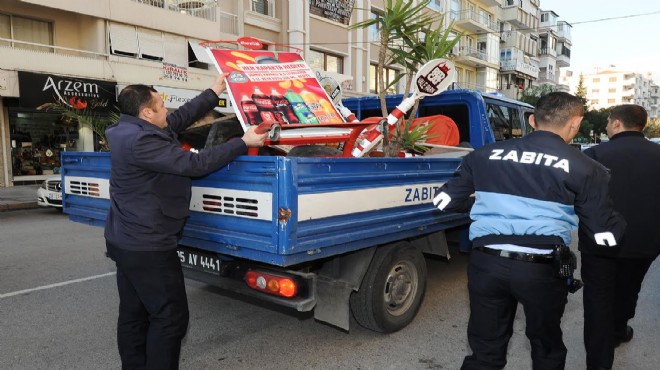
[0,184,40,212]
[1,190,658,369]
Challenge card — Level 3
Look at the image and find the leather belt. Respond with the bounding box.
[473,246,554,264]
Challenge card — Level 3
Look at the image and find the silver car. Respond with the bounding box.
[37,175,63,209]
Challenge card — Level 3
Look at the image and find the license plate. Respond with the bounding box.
[177,247,222,275]
[49,193,62,200]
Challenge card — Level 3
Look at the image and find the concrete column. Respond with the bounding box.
[288,0,306,54]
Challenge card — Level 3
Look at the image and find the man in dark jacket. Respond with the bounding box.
[104,76,267,369]
[580,104,660,370]
[433,92,625,370]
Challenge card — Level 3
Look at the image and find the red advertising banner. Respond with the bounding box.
[207,49,344,131]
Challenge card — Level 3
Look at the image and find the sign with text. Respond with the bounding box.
[309,0,356,25]
[161,62,188,82]
[18,72,116,112]
[208,49,345,130]
[155,85,233,114]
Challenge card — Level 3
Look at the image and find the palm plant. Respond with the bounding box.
[350,0,461,155]
[38,101,118,151]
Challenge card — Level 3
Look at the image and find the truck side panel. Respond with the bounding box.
[62,152,469,267]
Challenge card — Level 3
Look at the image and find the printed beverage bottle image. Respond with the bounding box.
[299,90,330,123]
[240,95,262,125]
[318,98,343,123]
[251,86,278,123]
[270,88,299,124]
[284,89,319,124]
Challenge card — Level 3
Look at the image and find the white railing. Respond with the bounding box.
[132,0,219,22]
[0,37,108,59]
[219,11,238,35]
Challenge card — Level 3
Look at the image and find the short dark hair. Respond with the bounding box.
[609,104,647,130]
[118,84,158,117]
[533,92,584,129]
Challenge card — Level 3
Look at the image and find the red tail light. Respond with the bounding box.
[244,270,298,298]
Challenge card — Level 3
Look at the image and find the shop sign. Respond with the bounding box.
[237,37,263,50]
[18,72,116,112]
[309,0,355,25]
[162,62,188,82]
[154,85,233,114]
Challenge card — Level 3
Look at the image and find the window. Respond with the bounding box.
[369,10,381,41]
[608,88,616,93]
[251,0,275,17]
[308,49,344,74]
[592,89,600,93]
[486,103,523,141]
[593,78,600,83]
[0,12,53,52]
[609,77,617,82]
[110,23,186,64]
[450,0,461,20]
[608,99,616,104]
[369,64,400,94]
[427,0,443,12]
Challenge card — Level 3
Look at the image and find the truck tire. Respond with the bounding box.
[350,242,427,333]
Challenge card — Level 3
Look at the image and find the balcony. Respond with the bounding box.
[500,31,538,56]
[538,47,557,58]
[537,71,558,85]
[556,21,572,43]
[133,0,220,22]
[451,10,497,34]
[556,50,570,67]
[455,47,499,68]
[500,6,538,30]
[479,0,502,7]
[500,58,540,79]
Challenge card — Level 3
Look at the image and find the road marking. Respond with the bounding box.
[0,271,116,299]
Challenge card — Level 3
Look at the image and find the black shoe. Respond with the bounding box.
[614,325,634,347]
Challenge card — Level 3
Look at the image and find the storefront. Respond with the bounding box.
[6,72,116,185]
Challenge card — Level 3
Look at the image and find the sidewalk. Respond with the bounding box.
[0,185,40,212]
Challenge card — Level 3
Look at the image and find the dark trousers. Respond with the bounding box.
[106,242,189,370]
[461,250,568,370]
[581,253,655,369]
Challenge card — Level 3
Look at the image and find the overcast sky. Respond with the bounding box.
[541,0,660,81]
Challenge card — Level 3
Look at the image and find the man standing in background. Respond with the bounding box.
[580,104,660,370]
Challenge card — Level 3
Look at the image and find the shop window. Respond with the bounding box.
[308,49,344,74]
[0,12,53,52]
[369,64,400,94]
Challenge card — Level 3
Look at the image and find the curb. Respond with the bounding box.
[0,202,40,212]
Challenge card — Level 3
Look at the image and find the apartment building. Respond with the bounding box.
[560,68,660,118]
[1,0,565,187]
[535,9,571,91]
[498,0,540,99]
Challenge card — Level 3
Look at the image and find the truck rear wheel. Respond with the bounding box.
[350,242,427,333]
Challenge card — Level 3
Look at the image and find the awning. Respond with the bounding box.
[188,41,215,65]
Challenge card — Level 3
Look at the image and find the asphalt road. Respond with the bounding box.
[1,208,658,369]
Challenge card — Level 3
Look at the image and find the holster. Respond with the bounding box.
[553,245,576,279]
[553,245,582,293]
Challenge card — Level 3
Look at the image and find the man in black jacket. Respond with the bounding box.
[105,76,267,369]
[580,104,660,370]
[433,92,625,370]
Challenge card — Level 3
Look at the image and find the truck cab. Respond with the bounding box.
[342,89,535,148]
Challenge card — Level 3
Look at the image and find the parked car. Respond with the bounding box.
[37,175,62,209]
[649,137,660,144]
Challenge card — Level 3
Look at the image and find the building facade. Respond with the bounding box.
[1,0,573,187]
[560,68,660,118]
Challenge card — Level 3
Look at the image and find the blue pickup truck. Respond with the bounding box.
[61,89,533,333]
